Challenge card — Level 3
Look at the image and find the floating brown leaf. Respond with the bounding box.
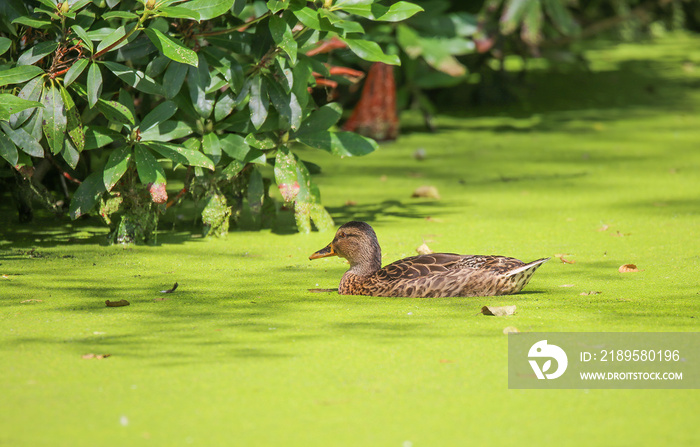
[613,231,631,237]
[21,299,43,303]
[308,288,338,293]
[481,305,516,316]
[416,242,433,255]
[160,282,178,293]
[82,353,111,359]
[619,264,639,273]
[554,253,575,264]
[597,224,609,232]
[439,359,455,364]
[411,185,440,199]
[580,291,602,296]
[105,299,130,307]
[345,200,357,206]
[503,326,520,334]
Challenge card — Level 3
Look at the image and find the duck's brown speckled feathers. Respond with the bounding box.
[310,221,548,298]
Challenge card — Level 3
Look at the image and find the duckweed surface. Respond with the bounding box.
[2,34,699,446]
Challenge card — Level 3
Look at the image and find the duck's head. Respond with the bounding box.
[309,221,382,273]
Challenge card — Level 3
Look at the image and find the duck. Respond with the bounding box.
[309,221,548,297]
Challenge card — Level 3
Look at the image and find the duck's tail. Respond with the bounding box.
[504,257,550,294]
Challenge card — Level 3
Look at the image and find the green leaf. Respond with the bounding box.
[95,25,133,55]
[103,145,131,191]
[0,37,11,56]
[249,75,269,129]
[158,6,201,20]
[134,144,166,184]
[292,7,321,30]
[139,100,177,132]
[294,102,342,136]
[214,90,236,122]
[501,0,530,35]
[187,55,214,118]
[221,159,244,180]
[163,61,188,99]
[0,130,18,166]
[60,86,85,151]
[1,122,43,157]
[69,171,106,219]
[9,77,43,128]
[341,38,400,65]
[247,166,264,222]
[84,126,124,150]
[202,132,222,164]
[274,147,299,202]
[41,83,67,155]
[370,1,424,22]
[102,11,139,20]
[269,14,297,65]
[71,25,93,53]
[0,93,43,123]
[297,130,377,157]
[543,0,579,35]
[139,120,194,142]
[146,55,171,78]
[145,141,215,170]
[103,61,164,96]
[87,62,102,108]
[96,98,135,125]
[267,0,290,14]
[63,58,89,87]
[521,0,543,45]
[11,16,52,30]
[219,133,250,160]
[61,138,80,169]
[267,79,301,131]
[144,28,198,67]
[0,65,44,88]
[179,0,235,21]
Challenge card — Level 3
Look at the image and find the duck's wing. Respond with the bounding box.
[374,253,467,281]
[457,255,527,273]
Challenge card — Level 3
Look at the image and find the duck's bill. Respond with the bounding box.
[309,244,336,260]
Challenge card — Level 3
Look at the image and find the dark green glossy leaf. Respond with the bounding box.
[61,138,80,169]
[11,16,52,30]
[294,102,342,136]
[179,0,234,21]
[202,132,221,164]
[219,133,249,161]
[144,28,198,67]
[267,79,301,131]
[0,130,18,165]
[84,125,124,150]
[341,38,400,65]
[2,87,43,125]
[274,146,299,202]
[269,14,297,65]
[60,86,85,151]
[69,171,106,219]
[103,61,164,95]
[187,55,214,118]
[103,145,131,191]
[1,122,43,157]
[249,75,269,129]
[71,25,93,52]
[87,62,102,108]
[139,120,194,142]
[96,98,135,125]
[64,58,89,87]
[134,144,166,184]
[164,61,188,99]
[145,141,215,170]
[247,166,264,221]
[214,90,236,122]
[139,100,177,132]
[158,6,201,20]
[41,83,67,154]
[0,37,11,56]
[0,65,44,88]
[297,130,377,157]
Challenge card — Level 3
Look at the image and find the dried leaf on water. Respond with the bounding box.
[480,305,516,316]
[580,291,602,296]
[82,353,111,359]
[105,299,130,307]
[160,282,178,293]
[411,185,440,199]
[597,224,609,232]
[416,242,433,255]
[619,264,639,273]
[308,288,338,293]
[21,299,43,303]
[554,253,575,264]
[503,326,520,334]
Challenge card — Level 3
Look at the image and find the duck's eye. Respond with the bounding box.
[338,231,346,239]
